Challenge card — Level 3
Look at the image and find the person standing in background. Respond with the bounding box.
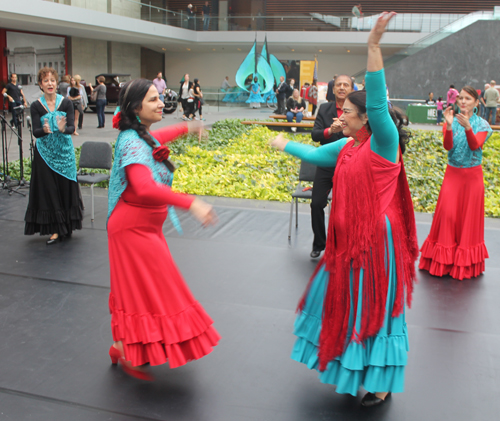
[90,75,107,128]
[308,79,318,116]
[202,1,210,31]
[308,75,353,258]
[187,4,195,30]
[287,79,296,97]
[221,76,231,91]
[193,78,205,121]
[326,75,337,102]
[153,72,167,104]
[179,74,193,120]
[73,75,88,131]
[436,96,444,125]
[58,75,70,98]
[2,73,27,129]
[246,76,263,109]
[351,77,359,91]
[275,76,288,114]
[352,3,362,30]
[479,83,489,119]
[447,85,459,112]
[483,80,499,125]
[67,76,82,136]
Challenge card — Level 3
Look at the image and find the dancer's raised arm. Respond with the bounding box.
[366,12,400,164]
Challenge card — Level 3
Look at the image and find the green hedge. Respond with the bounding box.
[2,119,499,216]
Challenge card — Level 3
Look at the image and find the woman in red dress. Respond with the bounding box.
[107,78,220,380]
[419,87,492,280]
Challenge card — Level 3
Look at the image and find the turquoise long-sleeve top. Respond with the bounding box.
[284,69,399,165]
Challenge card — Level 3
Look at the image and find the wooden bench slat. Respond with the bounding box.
[241,121,315,127]
[269,114,316,121]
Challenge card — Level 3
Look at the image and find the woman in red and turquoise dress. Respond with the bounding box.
[107,78,220,381]
[271,13,418,407]
[419,87,492,280]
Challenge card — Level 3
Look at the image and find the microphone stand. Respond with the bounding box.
[26,115,34,164]
[12,105,30,190]
[0,110,27,196]
[0,109,11,191]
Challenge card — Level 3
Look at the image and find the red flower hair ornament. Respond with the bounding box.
[152,145,171,162]
[112,109,122,129]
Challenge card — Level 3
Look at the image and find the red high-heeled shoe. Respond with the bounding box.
[108,345,153,381]
[109,345,121,365]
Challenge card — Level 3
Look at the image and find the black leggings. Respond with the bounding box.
[181,98,193,117]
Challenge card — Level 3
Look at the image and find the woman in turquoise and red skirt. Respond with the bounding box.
[271,12,419,407]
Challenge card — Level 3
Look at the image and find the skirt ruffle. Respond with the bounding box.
[419,240,488,280]
[24,146,83,236]
[418,164,487,280]
[291,308,407,396]
[110,294,220,368]
[291,216,408,395]
[25,206,83,236]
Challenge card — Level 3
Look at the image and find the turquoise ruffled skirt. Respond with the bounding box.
[291,219,409,396]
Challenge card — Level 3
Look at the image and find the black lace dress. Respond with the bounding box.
[24,98,83,236]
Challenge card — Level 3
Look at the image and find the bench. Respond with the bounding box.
[491,125,500,130]
[241,121,315,129]
[269,114,316,121]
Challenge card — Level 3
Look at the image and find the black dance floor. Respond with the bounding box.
[1,189,500,420]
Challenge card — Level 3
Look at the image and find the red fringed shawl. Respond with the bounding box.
[298,137,419,372]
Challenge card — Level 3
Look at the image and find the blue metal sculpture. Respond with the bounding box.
[235,36,286,96]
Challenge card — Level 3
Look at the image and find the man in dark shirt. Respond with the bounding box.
[202,1,210,30]
[187,4,195,29]
[2,73,27,128]
[309,75,353,258]
[275,76,288,115]
[286,78,295,97]
[326,74,338,102]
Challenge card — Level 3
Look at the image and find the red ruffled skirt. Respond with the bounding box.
[107,199,220,367]
[419,164,488,280]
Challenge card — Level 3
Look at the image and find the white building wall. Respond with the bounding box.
[70,0,107,13]
[111,0,140,18]
[70,37,108,82]
[110,41,141,79]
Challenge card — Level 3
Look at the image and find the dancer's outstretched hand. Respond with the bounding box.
[443,106,454,128]
[269,133,288,151]
[368,11,397,46]
[187,119,207,140]
[189,198,218,227]
[187,119,203,132]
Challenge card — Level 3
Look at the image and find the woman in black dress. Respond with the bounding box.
[25,67,83,245]
[67,76,82,135]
